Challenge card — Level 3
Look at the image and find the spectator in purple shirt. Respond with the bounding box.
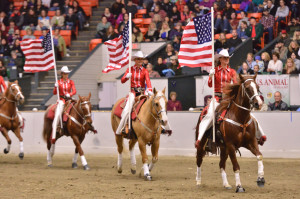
[167,91,182,111]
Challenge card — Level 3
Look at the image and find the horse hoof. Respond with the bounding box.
[144,174,152,181]
[131,169,136,174]
[72,163,78,169]
[117,167,122,173]
[257,177,265,187]
[224,184,232,189]
[83,165,90,170]
[48,164,53,168]
[236,185,245,193]
[196,180,201,186]
[3,148,9,154]
[19,152,24,160]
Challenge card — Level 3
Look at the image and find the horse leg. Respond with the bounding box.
[71,135,89,170]
[138,139,151,181]
[115,135,124,173]
[228,145,245,193]
[13,128,24,160]
[196,139,206,186]
[1,128,12,154]
[246,140,265,187]
[129,138,137,174]
[219,146,232,189]
[72,136,85,169]
[47,133,62,167]
[149,137,160,172]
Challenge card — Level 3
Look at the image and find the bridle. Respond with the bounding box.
[233,79,260,112]
[151,95,166,123]
[67,99,92,130]
[5,84,23,104]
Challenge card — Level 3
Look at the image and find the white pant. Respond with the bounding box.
[197,99,265,141]
[52,100,65,138]
[16,108,23,129]
[116,93,135,135]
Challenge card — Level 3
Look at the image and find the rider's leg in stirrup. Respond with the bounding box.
[197,98,219,141]
[52,100,64,138]
[116,93,135,135]
[250,113,267,145]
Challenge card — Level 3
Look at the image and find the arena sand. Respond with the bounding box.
[0,154,299,199]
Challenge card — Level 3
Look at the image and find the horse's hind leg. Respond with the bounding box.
[115,135,124,173]
[228,145,245,193]
[195,139,206,186]
[47,133,61,167]
[1,128,12,154]
[246,140,265,187]
[13,128,24,160]
[71,135,89,170]
[129,138,137,174]
[219,146,232,189]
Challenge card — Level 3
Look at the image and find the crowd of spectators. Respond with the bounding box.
[0,0,89,80]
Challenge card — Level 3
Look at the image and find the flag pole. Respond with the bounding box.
[128,13,132,130]
[49,26,62,142]
[211,7,216,143]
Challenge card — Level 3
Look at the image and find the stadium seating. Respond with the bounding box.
[135,9,147,18]
[79,1,92,17]
[89,39,102,51]
[139,27,148,36]
[13,1,23,10]
[132,18,143,28]
[34,30,42,39]
[142,18,152,28]
[48,11,56,19]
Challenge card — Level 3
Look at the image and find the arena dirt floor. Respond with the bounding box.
[0,154,299,199]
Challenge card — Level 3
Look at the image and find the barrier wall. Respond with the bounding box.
[1,111,299,158]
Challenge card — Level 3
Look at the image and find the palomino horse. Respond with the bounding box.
[195,74,265,192]
[0,80,25,159]
[42,93,97,170]
[111,88,168,180]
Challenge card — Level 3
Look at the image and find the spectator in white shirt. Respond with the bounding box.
[267,52,283,74]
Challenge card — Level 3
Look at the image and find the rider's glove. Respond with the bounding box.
[125,73,132,79]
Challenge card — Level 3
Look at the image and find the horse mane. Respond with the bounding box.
[216,80,241,113]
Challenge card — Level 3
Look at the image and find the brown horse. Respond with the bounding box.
[42,93,97,170]
[111,88,168,180]
[0,80,25,159]
[195,74,265,192]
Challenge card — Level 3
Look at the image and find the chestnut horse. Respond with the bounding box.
[42,93,97,170]
[0,80,25,159]
[111,88,168,180]
[195,74,265,192]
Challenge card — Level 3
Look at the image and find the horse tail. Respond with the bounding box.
[42,107,52,142]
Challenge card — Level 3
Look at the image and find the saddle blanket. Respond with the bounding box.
[47,102,74,122]
[114,98,146,120]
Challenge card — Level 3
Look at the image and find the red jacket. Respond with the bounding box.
[121,65,152,93]
[53,78,76,101]
[208,65,237,93]
[0,76,7,93]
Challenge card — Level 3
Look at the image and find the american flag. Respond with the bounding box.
[178,13,213,68]
[20,31,54,72]
[102,22,129,73]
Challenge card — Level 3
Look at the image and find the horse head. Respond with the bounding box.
[239,74,263,109]
[7,80,25,104]
[78,93,96,132]
[151,87,168,126]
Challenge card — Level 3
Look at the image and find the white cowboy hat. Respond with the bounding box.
[131,51,145,60]
[61,66,71,73]
[215,49,230,60]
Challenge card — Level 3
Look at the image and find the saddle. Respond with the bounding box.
[114,95,147,120]
[47,100,75,122]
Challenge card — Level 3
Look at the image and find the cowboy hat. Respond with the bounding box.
[61,66,71,73]
[131,51,145,60]
[215,49,230,60]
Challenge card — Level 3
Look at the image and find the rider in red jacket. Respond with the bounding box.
[52,66,76,138]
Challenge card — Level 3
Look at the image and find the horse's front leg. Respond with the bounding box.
[115,135,124,173]
[1,127,12,155]
[71,134,89,170]
[138,139,151,180]
[195,137,206,186]
[246,139,265,187]
[149,136,160,172]
[72,136,84,169]
[13,127,24,160]
[228,145,245,193]
[129,138,137,174]
[219,146,232,189]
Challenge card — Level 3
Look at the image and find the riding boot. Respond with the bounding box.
[51,100,64,140]
[116,93,135,135]
[197,98,219,142]
[161,122,172,136]
[250,113,267,145]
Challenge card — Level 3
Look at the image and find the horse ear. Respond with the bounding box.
[14,80,18,84]
[253,73,257,80]
[239,73,244,82]
[162,87,166,95]
[88,92,91,99]
[153,88,157,96]
[8,82,11,86]
[78,95,81,101]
